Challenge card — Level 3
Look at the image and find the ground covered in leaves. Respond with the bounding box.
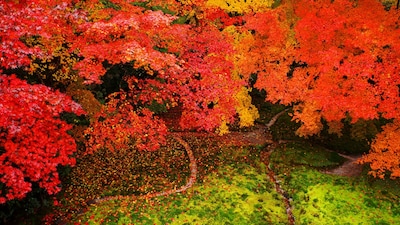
[45,130,400,225]
[12,103,400,225]
[51,136,287,224]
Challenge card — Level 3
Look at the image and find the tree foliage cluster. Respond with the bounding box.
[1,0,400,204]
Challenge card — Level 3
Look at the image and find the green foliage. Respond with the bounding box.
[146,100,168,114]
[172,16,189,24]
[75,163,287,224]
[150,5,176,15]
[286,169,400,225]
[271,0,282,9]
[100,0,122,10]
[130,1,176,15]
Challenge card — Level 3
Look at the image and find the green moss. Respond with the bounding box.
[100,0,122,10]
[67,119,400,225]
[169,164,286,225]
[286,169,400,225]
[76,163,288,225]
[270,142,346,174]
[117,216,133,225]
[265,137,400,225]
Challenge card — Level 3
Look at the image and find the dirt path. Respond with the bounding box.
[260,145,295,225]
[322,153,364,177]
[83,108,362,224]
[176,124,274,146]
[174,110,296,224]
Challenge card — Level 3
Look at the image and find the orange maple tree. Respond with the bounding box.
[290,0,400,178]
[204,0,400,178]
[246,0,400,178]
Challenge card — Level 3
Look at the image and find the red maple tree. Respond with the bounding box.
[0,74,85,203]
[0,0,89,202]
[71,0,244,151]
[0,0,78,70]
[1,0,247,203]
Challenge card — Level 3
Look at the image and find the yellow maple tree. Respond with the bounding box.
[206,0,274,14]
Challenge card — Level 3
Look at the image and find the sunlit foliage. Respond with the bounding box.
[206,0,274,14]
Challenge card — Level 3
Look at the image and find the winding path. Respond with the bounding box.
[85,109,296,224]
[87,134,197,205]
[261,108,295,225]
[69,107,368,225]
[260,144,295,225]
[323,153,363,177]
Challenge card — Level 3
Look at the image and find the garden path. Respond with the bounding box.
[83,108,362,225]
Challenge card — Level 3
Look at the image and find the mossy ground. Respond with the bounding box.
[48,103,400,225]
[64,138,400,225]
[270,141,400,225]
[72,149,288,225]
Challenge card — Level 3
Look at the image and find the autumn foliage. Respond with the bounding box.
[2,0,400,205]
[85,92,168,153]
[289,0,400,133]
[0,74,85,203]
[223,0,400,178]
[286,0,400,178]
[358,121,400,179]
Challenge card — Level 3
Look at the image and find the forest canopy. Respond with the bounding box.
[1,0,400,203]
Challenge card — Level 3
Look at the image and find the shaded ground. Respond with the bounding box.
[178,124,364,178]
[54,115,397,225]
[176,124,274,147]
[176,122,363,225]
[322,154,364,177]
[63,108,365,224]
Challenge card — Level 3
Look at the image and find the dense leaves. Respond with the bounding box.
[85,92,167,153]
[0,0,77,69]
[0,74,85,203]
[290,0,400,177]
[289,0,400,133]
[358,121,400,179]
[224,0,400,177]
[2,0,400,209]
